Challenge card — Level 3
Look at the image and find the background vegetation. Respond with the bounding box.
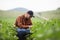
[0,8,60,40]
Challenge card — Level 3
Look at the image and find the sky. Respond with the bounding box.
[0,0,60,12]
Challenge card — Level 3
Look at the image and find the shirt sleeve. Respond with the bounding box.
[16,16,29,28]
[29,19,32,25]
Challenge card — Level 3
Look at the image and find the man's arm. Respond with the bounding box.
[28,19,32,28]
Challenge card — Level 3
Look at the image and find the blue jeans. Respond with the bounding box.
[16,28,30,40]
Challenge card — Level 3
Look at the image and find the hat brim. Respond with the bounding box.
[31,16,35,18]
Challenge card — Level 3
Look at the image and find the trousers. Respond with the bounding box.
[16,28,30,40]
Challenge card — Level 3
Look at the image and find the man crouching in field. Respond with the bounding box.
[15,11,34,40]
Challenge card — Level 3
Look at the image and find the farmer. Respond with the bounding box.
[15,11,34,40]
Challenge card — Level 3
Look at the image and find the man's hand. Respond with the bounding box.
[22,25,32,28]
[28,25,32,28]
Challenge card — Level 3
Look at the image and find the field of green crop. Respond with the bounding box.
[0,17,60,40]
[0,18,18,40]
[0,9,60,40]
[31,18,60,40]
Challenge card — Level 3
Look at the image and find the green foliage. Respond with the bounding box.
[0,18,60,40]
[31,18,60,40]
[0,19,18,40]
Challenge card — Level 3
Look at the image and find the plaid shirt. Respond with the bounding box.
[15,14,32,29]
